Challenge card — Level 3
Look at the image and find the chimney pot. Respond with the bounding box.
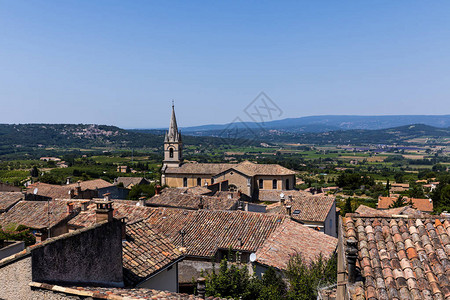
[138,196,146,207]
[286,205,292,216]
[95,200,114,223]
[104,193,111,201]
[67,202,74,214]
[346,239,358,283]
[197,277,206,299]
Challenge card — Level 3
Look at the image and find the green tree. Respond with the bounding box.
[127,184,155,200]
[389,195,412,209]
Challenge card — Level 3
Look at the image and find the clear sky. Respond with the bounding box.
[1,1,450,128]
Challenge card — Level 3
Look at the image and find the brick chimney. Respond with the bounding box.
[76,181,82,197]
[95,200,114,223]
[81,200,89,211]
[67,202,74,214]
[35,231,48,243]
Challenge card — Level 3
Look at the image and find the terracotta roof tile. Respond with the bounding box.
[343,215,450,299]
[255,219,337,270]
[266,193,335,223]
[148,188,238,210]
[123,220,183,286]
[0,192,23,212]
[378,197,433,212]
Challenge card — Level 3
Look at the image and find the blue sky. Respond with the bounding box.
[1,1,449,128]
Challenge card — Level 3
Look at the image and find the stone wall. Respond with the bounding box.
[31,219,123,286]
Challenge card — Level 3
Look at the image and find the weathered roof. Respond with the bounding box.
[0,200,76,230]
[148,188,238,210]
[232,160,296,176]
[342,215,450,299]
[164,161,296,177]
[165,163,236,175]
[144,208,287,258]
[116,177,149,188]
[30,282,220,299]
[0,192,24,212]
[266,194,335,223]
[26,179,113,199]
[258,189,311,202]
[355,204,426,217]
[68,202,154,228]
[255,219,337,270]
[123,220,183,286]
[378,197,433,212]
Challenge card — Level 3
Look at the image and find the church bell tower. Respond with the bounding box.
[163,103,183,169]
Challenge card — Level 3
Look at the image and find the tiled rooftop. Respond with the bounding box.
[342,215,450,299]
[123,220,183,286]
[26,179,113,199]
[266,193,335,223]
[144,208,287,257]
[30,282,222,299]
[378,196,434,212]
[68,202,154,228]
[165,161,296,176]
[0,200,76,230]
[116,177,149,188]
[148,188,238,210]
[255,219,337,270]
[258,189,311,202]
[0,192,23,212]
[355,204,426,217]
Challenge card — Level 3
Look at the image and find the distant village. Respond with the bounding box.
[0,106,448,300]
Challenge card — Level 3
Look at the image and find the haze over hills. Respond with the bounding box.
[178,115,450,133]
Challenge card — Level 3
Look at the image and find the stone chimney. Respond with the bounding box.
[104,193,111,201]
[66,177,71,185]
[346,239,358,284]
[35,231,48,243]
[138,196,146,207]
[95,200,114,223]
[197,277,206,299]
[155,185,161,195]
[76,181,82,197]
[198,197,204,209]
[286,205,292,216]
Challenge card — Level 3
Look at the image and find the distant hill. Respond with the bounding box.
[220,124,449,145]
[0,124,255,152]
[179,115,450,133]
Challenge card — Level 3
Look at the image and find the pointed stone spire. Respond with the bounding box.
[165,102,181,142]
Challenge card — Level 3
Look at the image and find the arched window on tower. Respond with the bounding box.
[169,148,174,158]
[183,177,187,187]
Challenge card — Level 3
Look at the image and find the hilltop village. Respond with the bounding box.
[0,107,448,300]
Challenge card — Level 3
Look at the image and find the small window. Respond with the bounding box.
[211,178,214,184]
[197,178,201,186]
[259,179,263,189]
[293,209,301,216]
[286,179,290,190]
[183,177,187,187]
[169,148,174,158]
[272,179,277,189]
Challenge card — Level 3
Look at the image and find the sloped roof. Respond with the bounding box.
[164,163,236,175]
[342,215,450,299]
[0,200,76,229]
[378,197,433,212]
[258,189,311,202]
[255,219,337,270]
[0,192,24,212]
[233,161,296,176]
[123,220,183,286]
[266,194,335,223]
[355,204,426,217]
[68,202,154,228]
[26,179,113,199]
[31,282,220,299]
[144,208,287,258]
[116,177,148,188]
[148,188,238,210]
